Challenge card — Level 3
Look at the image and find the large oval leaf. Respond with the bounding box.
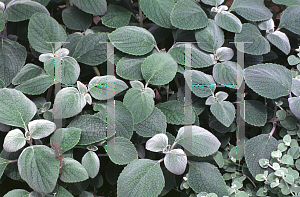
[0,88,37,128]
[72,0,107,15]
[156,100,195,125]
[244,63,292,99]
[229,0,272,21]
[175,125,221,157]
[210,101,235,127]
[0,37,27,87]
[107,137,138,165]
[235,23,270,55]
[62,5,92,31]
[67,115,108,145]
[139,0,175,28]
[82,151,100,178]
[88,75,128,100]
[101,4,131,28]
[18,145,60,193]
[123,88,154,124]
[195,19,224,53]
[212,61,243,89]
[240,100,267,127]
[184,70,216,98]
[116,56,144,80]
[60,158,89,183]
[12,64,43,85]
[117,159,165,197]
[168,43,214,68]
[53,87,85,119]
[72,33,108,66]
[170,0,208,30]
[279,5,300,35]
[214,11,242,33]
[245,134,278,177]
[188,162,227,196]
[108,26,156,56]
[28,13,67,53]
[134,107,167,137]
[4,0,49,22]
[141,52,177,85]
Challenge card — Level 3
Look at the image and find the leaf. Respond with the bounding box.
[63,33,84,57]
[201,0,224,6]
[0,157,9,179]
[134,107,167,137]
[101,4,131,28]
[3,129,26,152]
[117,159,165,197]
[0,88,37,128]
[72,33,108,66]
[210,101,235,127]
[141,52,177,85]
[215,47,234,62]
[28,13,67,53]
[4,0,49,22]
[67,115,109,145]
[12,64,43,85]
[279,5,300,35]
[14,74,54,95]
[175,125,221,157]
[60,158,89,183]
[88,75,128,100]
[139,0,175,28]
[0,12,5,32]
[108,26,156,56]
[123,88,154,124]
[240,100,267,127]
[195,19,224,53]
[116,56,144,80]
[50,127,81,153]
[215,91,228,102]
[156,100,195,125]
[234,23,270,55]
[229,0,272,21]
[62,5,92,31]
[292,78,300,96]
[212,61,243,90]
[214,11,242,33]
[244,63,292,99]
[164,149,187,175]
[288,55,300,66]
[53,87,86,119]
[27,119,56,140]
[3,189,30,197]
[82,151,100,178]
[107,137,138,165]
[0,37,27,87]
[267,31,291,55]
[168,43,214,68]
[146,133,168,152]
[18,145,60,193]
[272,0,300,6]
[170,0,208,30]
[188,162,228,196]
[245,134,279,177]
[94,100,134,139]
[72,0,107,15]
[288,97,300,119]
[184,70,216,98]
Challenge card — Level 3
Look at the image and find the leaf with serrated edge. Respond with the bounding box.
[15,74,54,95]
[164,149,187,175]
[117,56,144,81]
[117,159,165,197]
[108,26,156,56]
[240,100,267,127]
[82,151,100,178]
[210,101,235,127]
[146,133,168,152]
[267,31,290,55]
[12,64,43,85]
[214,11,242,33]
[102,5,131,28]
[62,6,92,31]
[50,127,81,153]
[60,158,89,183]
[279,5,300,35]
[175,125,220,157]
[72,0,107,15]
[244,63,292,99]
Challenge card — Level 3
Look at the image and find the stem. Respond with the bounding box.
[243,174,256,188]
[170,141,177,150]
[138,0,143,27]
[158,158,164,163]
[9,159,18,163]
[155,45,160,52]
[93,66,101,76]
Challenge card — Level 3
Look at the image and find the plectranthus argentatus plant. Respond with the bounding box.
[0,0,300,196]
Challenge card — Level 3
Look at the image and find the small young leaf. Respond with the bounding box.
[146,133,168,152]
[3,129,26,152]
[82,151,100,178]
[164,149,187,175]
